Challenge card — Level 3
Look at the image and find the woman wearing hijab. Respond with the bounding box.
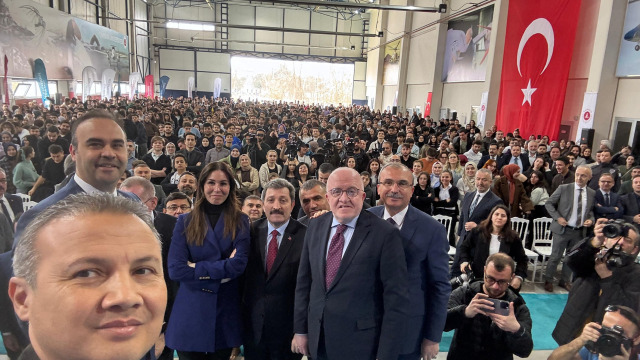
[236,154,260,195]
[0,143,20,193]
[457,162,477,197]
[197,137,213,154]
[220,145,242,171]
[430,161,443,190]
[492,164,534,218]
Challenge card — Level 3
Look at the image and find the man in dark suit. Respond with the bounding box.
[0,169,24,227]
[452,168,503,278]
[544,165,596,292]
[292,167,409,360]
[368,163,450,360]
[593,173,623,221]
[120,176,178,360]
[242,179,306,360]
[477,142,500,169]
[452,130,472,154]
[621,175,640,226]
[497,144,530,172]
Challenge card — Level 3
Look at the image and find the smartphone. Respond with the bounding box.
[487,298,510,316]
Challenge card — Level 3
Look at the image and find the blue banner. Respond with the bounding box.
[159,76,170,98]
[33,58,50,105]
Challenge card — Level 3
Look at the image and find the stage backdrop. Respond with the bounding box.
[616,0,640,77]
[495,0,581,141]
[0,0,129,80]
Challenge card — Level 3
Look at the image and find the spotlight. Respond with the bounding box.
[378,31,384,37]
[350,45,355,50]
[439,4,447,13]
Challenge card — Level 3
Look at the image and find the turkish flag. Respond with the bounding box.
[425,92,432,116]
[495,0,581,141]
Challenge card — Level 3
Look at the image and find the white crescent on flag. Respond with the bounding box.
[517,18,555,77]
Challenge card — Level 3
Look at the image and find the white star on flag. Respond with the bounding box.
[521,79,537,106]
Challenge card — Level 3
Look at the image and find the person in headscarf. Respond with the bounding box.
[220,144,242,170]
[457,161,477,197]
[197,136,213,154]
[491,163,533,218]
[430,161,443,190]
[0,143,20,193]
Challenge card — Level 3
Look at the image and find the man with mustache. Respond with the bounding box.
[242,179,306,360]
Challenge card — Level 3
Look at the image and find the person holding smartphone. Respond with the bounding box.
[444,253,533,360]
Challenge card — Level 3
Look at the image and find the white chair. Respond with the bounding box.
[433,214,456,263]
[511,217,539,282]
[532,217,554,282]
[16,193,30,203]
[23,201,38,211]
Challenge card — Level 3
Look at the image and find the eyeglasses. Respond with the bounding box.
[380,179,412,189]
[605,305,640,329]
[484,274,511,287]
[167,205,191,211]
[328,187,361,198]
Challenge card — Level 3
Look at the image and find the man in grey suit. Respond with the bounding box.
[544,165,596,292]
[452,169,503,278]
[292,168,409,360]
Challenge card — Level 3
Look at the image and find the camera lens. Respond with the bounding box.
[602,223,621,239]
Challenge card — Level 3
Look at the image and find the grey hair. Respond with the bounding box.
[380,162,411,175]
[261,178,295,202]
[121,176,156,198]
[300,179,326,194]
[13,194,160,287]
[476,168,493,177]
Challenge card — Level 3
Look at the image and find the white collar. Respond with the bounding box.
[73,174,118,196]
[383,205,409,228]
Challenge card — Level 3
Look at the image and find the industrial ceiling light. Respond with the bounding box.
[166,20,215,32]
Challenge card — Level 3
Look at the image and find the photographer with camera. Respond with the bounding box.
[243,128,270,170]
[549,305,640,360]
[552,218,640,346]
[445,253,533,360]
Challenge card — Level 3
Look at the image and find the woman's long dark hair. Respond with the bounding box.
[478,204,519,244]
[185,162,246,246]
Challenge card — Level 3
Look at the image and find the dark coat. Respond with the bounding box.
[458,227,529,280]
[153,211,179,325]
[497,154,530,173]
[593,190,624,220]
[621,192,640,224]
[410,185,434,215]
[492,177,534,218]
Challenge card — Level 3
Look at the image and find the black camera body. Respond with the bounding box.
[451,264,475,290]
[603,219,631,239]
[585,325,633,357]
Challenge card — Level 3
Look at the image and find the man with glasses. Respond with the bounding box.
[445,253,533,360]
[369,163,450,360]
[163,191,192,218]
[552,218,640,346]
[133,160,167,212]
[292,167,409,360]
[550,305,640,360]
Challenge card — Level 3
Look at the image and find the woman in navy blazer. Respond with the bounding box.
[166,162,251,360]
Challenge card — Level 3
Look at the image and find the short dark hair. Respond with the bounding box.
[165,191,192,207]
[485,253,515,274]
[48,144,63,154]
[555,156,569,165]
[47,125,59,133]
[71,109,123,147]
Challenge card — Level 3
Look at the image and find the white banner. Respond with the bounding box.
[478,91,488,128]
[101,69,115,100]
[81,66,97,102]
[128,72,142,101]
[213,78,221,99]
[187,77,195,98]
[576,92,597,142]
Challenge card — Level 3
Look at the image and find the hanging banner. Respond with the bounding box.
[495,0,581,141]
[575,92,597,143]
[33,59,50,105]
[159,75,170,98]
[213,77,221,99]
[3,55,8,104]
[144,75,154,98]
[101,69,115,100]
[81,66,97,102]
[478,91,488,128]
[187,76,195,98]
[128,72,141,101]
[425,92,432,116]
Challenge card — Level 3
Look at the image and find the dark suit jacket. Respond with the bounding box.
[242,218,306,348]
[368,205,451,353]
[497,154,530,172]
[293,210,409,360]
[593,190,624,220]
[153,211,179,325]
[477,154,501,169]
[4,193,24,220]
[621,193,640,224]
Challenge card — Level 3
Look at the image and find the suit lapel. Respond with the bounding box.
[267,220,295,281]
[316,214,333,292]
[257,221,268,272]
[327,212,370,292]
[400,207,417,241]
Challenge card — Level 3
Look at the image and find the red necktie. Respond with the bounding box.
[266,230,279,274]
[325,224,347,289]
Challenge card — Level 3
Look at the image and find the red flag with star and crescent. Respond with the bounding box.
[495,0,581,141]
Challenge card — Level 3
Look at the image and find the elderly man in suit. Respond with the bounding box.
[368,163,450,360]
[0,169,23,227]
[292,167,409,360]
[544,165,596,292]
[243,179,306,360]
[593,173,623,221]
[452,168,503,278]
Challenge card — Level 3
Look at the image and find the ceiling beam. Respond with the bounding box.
[224,0,440,12]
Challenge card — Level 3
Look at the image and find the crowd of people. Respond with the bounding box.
[0,95,639,360]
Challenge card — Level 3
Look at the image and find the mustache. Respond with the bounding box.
[386,192,403,199]
[269,209,285,215]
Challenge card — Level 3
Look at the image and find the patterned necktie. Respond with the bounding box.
[325,224,347,288]
[469,193,481,217]
[266,230,279,274]
[576,188,583,226]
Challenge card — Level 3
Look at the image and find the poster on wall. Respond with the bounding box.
[442,5,494,83]
[382,39,402,85]
[616,0,640,77]
[0,0,130,80]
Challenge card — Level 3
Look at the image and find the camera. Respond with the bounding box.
[585,325,634,357]
[603,219,631,239]
[247,134,258,145]
[596,245,636,269]
[369,149,380,159]
[450,264,475,290]
[344,140,357,157]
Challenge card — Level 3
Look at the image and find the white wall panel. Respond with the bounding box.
[228,4,254,25]
[284,9,310,29]
[311,13,336,31]
[405,29,438,85]
[160,70,194,90]
[110,0,127,35]
[365,43,380,86]
[382,85,398,109]
[71,0,96,23]
[283,33,310,55]
[255,30,282,53]
[256,7,282,27]
[353,81,366,100]
[197,73,231,93]
[160,49,194,70]
[197,53,231,73]
[613,79,640,119]
[354,62,366,81]
[406,84,430,109]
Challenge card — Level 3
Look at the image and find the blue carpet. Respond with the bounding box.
[0,294,568,355]
[440,292,568,351]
